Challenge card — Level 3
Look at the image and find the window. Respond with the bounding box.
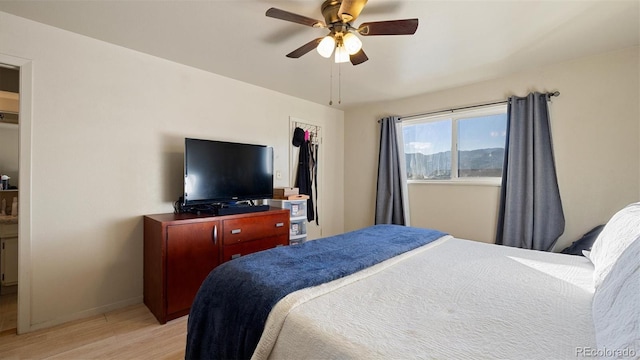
[402,104,507,182]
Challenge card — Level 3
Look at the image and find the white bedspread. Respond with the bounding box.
[253,237,596,360]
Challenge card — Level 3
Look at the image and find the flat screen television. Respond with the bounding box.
[183,138,273,207]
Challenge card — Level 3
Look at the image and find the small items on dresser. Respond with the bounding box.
[0,175,9,190]
[0,197,18,215]
[0,190,19,218]
[273,187,309,200]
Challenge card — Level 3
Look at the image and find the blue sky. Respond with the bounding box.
[404,114,507,155]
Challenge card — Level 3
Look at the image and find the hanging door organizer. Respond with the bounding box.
[289,119,321,227]
[291,121,321,145]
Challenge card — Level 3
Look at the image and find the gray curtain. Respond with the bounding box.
[375,116,407,225]
[496,92,564,251]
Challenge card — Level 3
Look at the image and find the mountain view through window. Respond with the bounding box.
[403,112,507,180]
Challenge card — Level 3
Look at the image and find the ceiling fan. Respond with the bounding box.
[266,0,418,66]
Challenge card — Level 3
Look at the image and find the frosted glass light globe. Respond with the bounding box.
[334,45,349,63]
[343,33,362,55]
[317,36,336,58]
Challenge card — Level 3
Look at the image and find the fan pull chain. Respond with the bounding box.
[329,61,333,106]
[338,62,342,105]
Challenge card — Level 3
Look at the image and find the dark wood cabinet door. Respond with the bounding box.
[166,221,220,315]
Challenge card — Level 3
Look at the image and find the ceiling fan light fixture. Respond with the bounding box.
[317,36,336,58]
[267,2,419,67]
[343,32,362,55]
[334,44,350,63]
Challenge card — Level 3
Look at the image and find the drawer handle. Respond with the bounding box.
[231,254,241,259]
[212,224,218,245]
[275,222,285,228]
[231,229,241,235]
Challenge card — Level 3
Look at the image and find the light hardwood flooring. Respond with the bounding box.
[0,292,17,333]
[0,304,187,359]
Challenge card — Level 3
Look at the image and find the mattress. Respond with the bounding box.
[253,237,596,359]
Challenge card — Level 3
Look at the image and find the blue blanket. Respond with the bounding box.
[185,224,446,359]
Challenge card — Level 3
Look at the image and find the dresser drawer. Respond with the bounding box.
[222,235,288,262]
[223,213,289,245]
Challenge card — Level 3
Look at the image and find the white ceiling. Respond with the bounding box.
[0,1,638,109]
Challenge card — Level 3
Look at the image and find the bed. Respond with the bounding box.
[186,203,640,359]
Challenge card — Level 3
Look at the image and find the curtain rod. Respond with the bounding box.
[397,91,560,122]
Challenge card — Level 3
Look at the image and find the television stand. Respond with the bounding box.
[215,203,270,216]
[143,208,290,324]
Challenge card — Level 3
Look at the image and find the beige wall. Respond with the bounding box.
[407,184,500,243]
[345,47,640,249]
[0,11,344,331]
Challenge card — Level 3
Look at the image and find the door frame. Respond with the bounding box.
[289,117,324,239]
[0,53,33,334]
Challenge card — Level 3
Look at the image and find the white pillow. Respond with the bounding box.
[592,232,640,358]
[589,202,640,288]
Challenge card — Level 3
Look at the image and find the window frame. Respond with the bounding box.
[402,104,507,186]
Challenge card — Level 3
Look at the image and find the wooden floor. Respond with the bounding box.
[0,292,17,333]
[0,304,187,359]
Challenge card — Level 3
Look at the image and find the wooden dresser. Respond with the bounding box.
[143,208,290,324]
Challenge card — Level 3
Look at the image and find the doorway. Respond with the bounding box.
[289,118,324,239]
[0,65,20,333]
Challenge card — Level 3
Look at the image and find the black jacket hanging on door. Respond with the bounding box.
[295,139,315,222]
[309,140,319,225]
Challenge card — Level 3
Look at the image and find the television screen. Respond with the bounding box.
[183,138,273,206]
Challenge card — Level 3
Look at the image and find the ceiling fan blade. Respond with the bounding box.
[350,49,369,65]
[286,38,323,58]
[338,0,368,23]
[357,19,419,36]
[266,8,326,28]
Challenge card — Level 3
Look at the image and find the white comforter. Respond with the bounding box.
[253,236,596,360]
